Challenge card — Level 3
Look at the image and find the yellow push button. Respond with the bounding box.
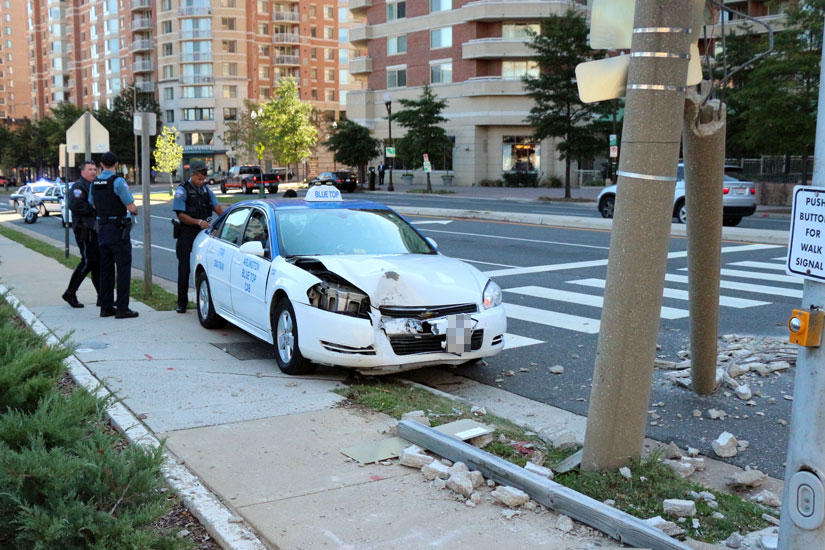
[789,309,825,347]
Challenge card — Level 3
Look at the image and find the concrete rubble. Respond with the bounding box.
[539,428,579,449]
[421,460,451,480]
[662,499,696,518]
[401,410,431,427]
[643,515,685,537]
[524,461,554,479]
[752,490,781,508]
[712,432,739,458]
[727,469,767,490]
[491,485,530,508]
[400,445,435,468]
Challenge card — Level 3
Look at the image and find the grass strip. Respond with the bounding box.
[0,296,192,549]
[0,223,189,311]
[335,380,769,543]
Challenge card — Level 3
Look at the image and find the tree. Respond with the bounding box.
[523,9,610,198]
[224,99,273,165]
[389,85,452,193]
[260,77,317,178]
[95,87,162,169]
[153,126,183,192]
[324,120,379,189]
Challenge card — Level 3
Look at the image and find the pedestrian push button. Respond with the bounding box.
[789,470,825,530]
[788,309,825,347]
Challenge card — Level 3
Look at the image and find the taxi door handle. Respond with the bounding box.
[234,258,242,264]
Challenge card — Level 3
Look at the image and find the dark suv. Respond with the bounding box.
[223,165,263,194]
[310,171,358,192]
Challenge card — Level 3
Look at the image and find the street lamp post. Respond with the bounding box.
[384,92,394,192]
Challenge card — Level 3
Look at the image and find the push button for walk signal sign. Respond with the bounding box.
[788,309,825,347]
[789,471,825,530]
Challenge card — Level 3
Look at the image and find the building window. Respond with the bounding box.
[163,87,174,100]
[258,45,270,56]
[325,68,335,82]
[165,109,174,122]
[339,48,349,63]
[221,17,236,30]
[502,136,540,172]
[162,20,172,34]
[220,0,235,6]
[183,108,214,120]
[223,62,237,75]
[258,23,268,34]
[338,7,348,21]
[310,88,317,100]
[223,85,237,98]
[430,0,450,12]
[324,5,334,19]
[162,65,174,79]
[311,68,317,80]
[222,40,237,53]
[387,35,406,55]
[309,4,316,16]
[430,61,452,84]
[325,89,334,101]
[257,0,268,13]
[260,87,271,99]
[502,23,540,39]
[386,0,405,21]
[184,132,214,145]
[223,107,237,121]
[325,48,334,61]
[182,86,213,98]
[430,27,452,49]
[161,0,171,9]
[338,28,348,43]
[339,69,348,83]
[502,60,538,79]
[386,67,406,88]
[162,43,173,56]
[311,48,317,59]
[310,25,316,37]
[259,65,270,78]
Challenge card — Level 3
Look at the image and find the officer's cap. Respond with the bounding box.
[190,161,208,174]
[100,151,118,166]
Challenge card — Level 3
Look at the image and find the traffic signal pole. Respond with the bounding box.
[582,0,693,471]
[683,91,726,394]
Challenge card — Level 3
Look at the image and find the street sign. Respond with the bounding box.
[423,153,429,162]
[66,112,109,154]
[609,146,618,158]
[133,112,157,136]
[386,147,396,158]
[423,162,432,172]
[609,134,617,147]
[787,186,825,282]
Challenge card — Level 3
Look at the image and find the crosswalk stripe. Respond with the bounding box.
[677,267,801,285]
[569,278,769,308]
[729,261,786,271]
[505,285,688,320]
[665,274,802,298]
[503,333,544,350]
[504,303,601,334]
[773,256,787,261]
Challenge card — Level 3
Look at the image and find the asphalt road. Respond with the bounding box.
[0,189,797,477]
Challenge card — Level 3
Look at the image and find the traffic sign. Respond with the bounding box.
[133,112,157,136]
[609,146,618,158]
[423,153,429,162]
[609,134,617,147]
[386,147,396,158]
[66,112,109,154]
[423,161,432,172]
[787,186,825,282]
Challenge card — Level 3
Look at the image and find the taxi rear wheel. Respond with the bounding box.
[272,297,315,375]
[196,272,225,329]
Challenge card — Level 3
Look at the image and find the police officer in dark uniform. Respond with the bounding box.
[89,151,140,319]
[173,161,226,314]
[61,160,101,308]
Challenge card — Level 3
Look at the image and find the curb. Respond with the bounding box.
[0,285,270,550]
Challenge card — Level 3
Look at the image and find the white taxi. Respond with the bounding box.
[191,185,506,375]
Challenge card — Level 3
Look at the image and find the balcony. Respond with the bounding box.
[349,0,371,14]
[132,18,153,31]
[181,52,212,62]
[180,75,214,84]
[273,11,299,22]
[462,0,571,22]
[272,32,301,44]
[131,0,151,10]
[131,39,154,52]
[133,60,154,72]
[136,81,155,92]
[462,38,532,60]
[179,6,212,16]
[349,56,372,74]
[349,25,370,45]
[180,29,212,39]
[705,13,787,37]
[463,76,527,96]
[273,55,300,66]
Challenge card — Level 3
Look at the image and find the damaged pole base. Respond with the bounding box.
[397,420,692,550]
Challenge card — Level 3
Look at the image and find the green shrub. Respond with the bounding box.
[502,171,539,187]
[583,179,606,187]
[548,176,563,188]
[477,178,503,187]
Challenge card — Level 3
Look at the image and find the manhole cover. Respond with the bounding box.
[211,341,274,361]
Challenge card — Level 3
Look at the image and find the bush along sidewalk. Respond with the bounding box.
[336,380,770,544]
[0,298,194,549]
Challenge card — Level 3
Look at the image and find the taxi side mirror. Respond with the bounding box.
[240,240,265,257]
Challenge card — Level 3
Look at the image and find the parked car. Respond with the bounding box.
[206,170,228,186]
[38,184,67,217]
[191,185,506,375]
[597,163,756,226]
[261,172,280,194]
[310,171,358,192]
[0,175,18,189]
[222,165,264,194]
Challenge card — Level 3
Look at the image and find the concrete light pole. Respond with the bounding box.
[582,0,694,471]
[384,92,394,192]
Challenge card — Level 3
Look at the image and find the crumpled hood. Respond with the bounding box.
[314,255,488,307]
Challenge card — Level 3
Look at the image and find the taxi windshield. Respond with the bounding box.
[276,208,435,256]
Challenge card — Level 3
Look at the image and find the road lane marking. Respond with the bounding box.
[504,303,601,334]
[503,333,544,350]
[569,278,769,308]
[665,274,802,299]
[411,220,453,225]
[421,229,612,251]
[458,258,518,268]
[505,285,688,319]
[677,267,801,285]
[129,238,176,253]
[729,261,786,271]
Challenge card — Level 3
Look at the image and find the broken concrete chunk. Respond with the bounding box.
[654,359,677,369]
[523,500,537,511]
[727,469,766,489]
[470,491,482,504]
[664,441,684,459]
[643,515,685,537]
[663,499,697,518]
[491,485,530,508]
[603,499,616,507]
[661,459,695,478]
[687,491,701,501]
[432,477,447,490]
[681,457,706,471]
[449,461,470,475]
[698,491,716,502]
[712,432,739,458]
[688,447,700,457]
[421,460,451,480]
[556,514,575,532]
[470,405,486,416]
[735,385,753,401]
[761,534,778,550]
[724,532,744,549]
[401,410,431,427]
[468,432,494,449]
[728,363,751,378]
[525,461,554,479]
[754,364,773,377]
[769,361,791,372]
[712,512,725,520]
[469,470,485,489]
[707,408,728,420]
[762,513,780,526]
[549,365,565,374]
[446,472,474,498]
[539,428,579,450]
[400,445,434,469]
[753,490,781,508]
[619,466,632,480]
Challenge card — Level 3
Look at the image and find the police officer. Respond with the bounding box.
[61,160,101,308]
[173,161,226,314]
[89,151,140,319]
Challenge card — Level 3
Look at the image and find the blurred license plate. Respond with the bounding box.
[735,188,746,194]
[446,314,472,354]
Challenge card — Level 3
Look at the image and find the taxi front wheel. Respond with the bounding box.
[196,272,225,329]
[272,297,316,376]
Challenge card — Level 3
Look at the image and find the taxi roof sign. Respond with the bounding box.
[305,184,342,202]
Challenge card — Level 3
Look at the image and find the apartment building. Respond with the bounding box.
[0,0,34,121]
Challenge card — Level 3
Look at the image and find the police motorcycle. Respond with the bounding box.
[15,187,43,224]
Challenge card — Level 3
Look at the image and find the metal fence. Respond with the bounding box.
[728,156,814,184]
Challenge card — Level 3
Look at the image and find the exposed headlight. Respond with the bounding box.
[482,280,502,309]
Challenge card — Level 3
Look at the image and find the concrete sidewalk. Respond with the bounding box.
[0,233,622,549]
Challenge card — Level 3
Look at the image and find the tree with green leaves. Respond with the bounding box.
[324,120,380,189]
[224,99,274,165]
[389,85,452,193]
[260,77,317,178]
[524,9,610,198]
[153,126,184,193]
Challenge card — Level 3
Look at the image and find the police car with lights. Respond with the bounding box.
[191,185,506,375]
